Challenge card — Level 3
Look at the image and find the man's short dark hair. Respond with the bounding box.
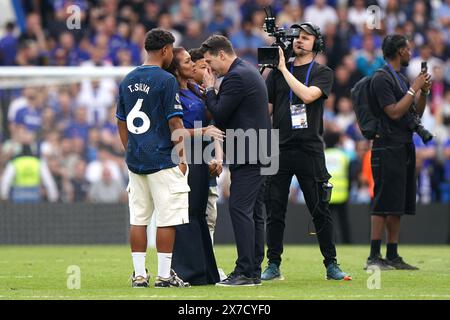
[382,34,408,60]
[188,48,204,62]
[201,35,234,56]
[144,28,175,52]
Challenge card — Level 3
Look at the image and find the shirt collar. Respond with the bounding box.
[228,57,241,71]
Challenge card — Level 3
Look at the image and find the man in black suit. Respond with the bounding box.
[201,35,271,286]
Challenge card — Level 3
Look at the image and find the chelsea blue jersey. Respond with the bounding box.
[116,65,183,174]
[179,85,206,129]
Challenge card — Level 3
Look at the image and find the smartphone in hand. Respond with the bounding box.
[421,61,427,74]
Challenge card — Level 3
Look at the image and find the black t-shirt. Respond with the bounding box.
[371,65,413,143]
[266,61,333,155]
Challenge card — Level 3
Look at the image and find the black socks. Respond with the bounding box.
[369,239,382,258]
[369,240,399,260]
[386,243,399,260]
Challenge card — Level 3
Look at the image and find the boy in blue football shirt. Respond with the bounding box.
[116,29,190,288]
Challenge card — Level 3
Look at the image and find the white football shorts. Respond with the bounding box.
[127,165,190,227]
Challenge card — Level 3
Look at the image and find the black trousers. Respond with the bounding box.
[229,164,265,278]
[329,203,351,244]
[172,162,220,285]
[266,148,337,266]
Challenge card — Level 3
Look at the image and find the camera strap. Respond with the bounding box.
[386,63,408,94]
[289,60,315,104]
[385,64,417,113]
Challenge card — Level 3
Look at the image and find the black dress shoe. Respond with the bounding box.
[253,277,262,286]
[215,272,255,287]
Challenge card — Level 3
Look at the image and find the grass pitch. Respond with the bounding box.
[0,245,449,300]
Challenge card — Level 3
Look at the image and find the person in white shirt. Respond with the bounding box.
[85,144,122,184]
[407,44,443,81]
[88,167,125,203]
[348,0,369,33]
[303,0,338,31]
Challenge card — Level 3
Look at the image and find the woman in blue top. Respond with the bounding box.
[167,47,222,285]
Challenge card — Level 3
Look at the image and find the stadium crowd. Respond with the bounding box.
[0,0,450,204]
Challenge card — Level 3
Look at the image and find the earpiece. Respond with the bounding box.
[300,22,324,53]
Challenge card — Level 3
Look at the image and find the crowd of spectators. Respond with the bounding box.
[0,0,450,204]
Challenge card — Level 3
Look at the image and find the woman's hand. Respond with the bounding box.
[209,159,223,177]
[203,125,225,142]
[178,162,187,176]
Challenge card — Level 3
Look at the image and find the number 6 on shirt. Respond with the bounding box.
[126,98,151,134]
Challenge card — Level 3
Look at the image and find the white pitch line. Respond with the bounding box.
[0,296,302,299]
[0,296,264,299]
[1,294,450,299]
[0,259,123,263]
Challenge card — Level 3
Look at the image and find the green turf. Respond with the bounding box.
[0,245,449,300]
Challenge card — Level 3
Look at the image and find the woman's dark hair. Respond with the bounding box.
[382,34,408,59]
[167,47,204,100]
[144,28,175,52]
[188,48,204,63]
[166,47,186,77]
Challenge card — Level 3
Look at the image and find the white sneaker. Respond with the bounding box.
[218,268,227,281]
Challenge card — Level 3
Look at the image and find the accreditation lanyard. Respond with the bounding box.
[386,63,408,94]
[289,60,315,104]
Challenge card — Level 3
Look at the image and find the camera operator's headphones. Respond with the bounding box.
[292,22,324,53]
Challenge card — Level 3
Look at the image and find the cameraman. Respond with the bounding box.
[262,23,351,281]
[366,35,431,270]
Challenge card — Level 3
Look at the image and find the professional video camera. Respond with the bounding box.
[257,6,299,72]
[406,110,433,144]
[392,99,434,145]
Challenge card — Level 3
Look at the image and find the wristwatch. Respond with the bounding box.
[205,87,215,94]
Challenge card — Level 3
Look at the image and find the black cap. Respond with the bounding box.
[291,23,317,37]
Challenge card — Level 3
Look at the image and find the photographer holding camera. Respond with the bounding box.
[262,22,351,281]
[365,35,431,270]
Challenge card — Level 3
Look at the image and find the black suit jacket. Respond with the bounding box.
[206,58,271,166]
